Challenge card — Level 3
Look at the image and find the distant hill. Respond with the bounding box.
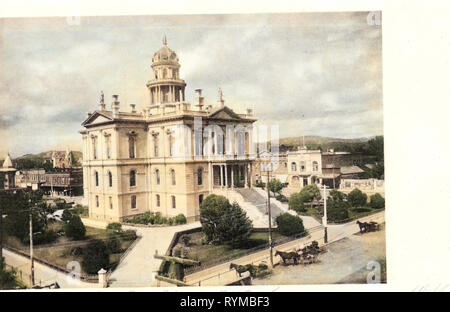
[13,150,83,169]
[278,135,375,146]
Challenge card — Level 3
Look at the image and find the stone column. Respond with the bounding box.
[244,163,248,188]
[225,164,228,188]
[208,163,212,192]
[220,165,224,188]
[231,165,234,189]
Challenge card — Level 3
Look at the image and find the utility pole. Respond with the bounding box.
[323,183,328,244]
[266,167,273,268]
[29,200,35,286]
[0,195,3,261]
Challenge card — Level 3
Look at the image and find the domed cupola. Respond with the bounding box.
[146,36,186,106]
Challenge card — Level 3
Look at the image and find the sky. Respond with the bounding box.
[0,12,382,157]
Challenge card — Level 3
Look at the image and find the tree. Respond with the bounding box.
[215,202,253,248]
[327,190,350,222]
[64,215,86,240]
[299,185,321,202]
[368,136,384,162]
[288,184,321,213]
[268,179,284,196]
[81,240,110,275]
[200,194,231,242]
[200,195,253,247]
[276,213,306,236]
[289,192,307,213]
[370,193,385,209]
[347,188,368,207]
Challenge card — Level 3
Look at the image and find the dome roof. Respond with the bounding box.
[152,36,179,65]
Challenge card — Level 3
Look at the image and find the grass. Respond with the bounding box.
[181,231,288,270]
[3,222,136,276]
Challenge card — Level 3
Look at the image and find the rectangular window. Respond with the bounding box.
[109,196,113,210]
[131,195,137,210]
[95,195,99,207]
[129,136,136,159]
[154,136,159,157]
[171,196,176,209]
[92,137,98,160]
[156,194,160,207]
[105,136,111,159]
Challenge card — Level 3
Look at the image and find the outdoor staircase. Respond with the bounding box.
[212,188,285,227]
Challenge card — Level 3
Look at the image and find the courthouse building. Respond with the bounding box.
[80,38,257,222]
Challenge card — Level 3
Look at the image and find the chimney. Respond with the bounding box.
[112,95,120,118]
[195,89,204,111]
[217,88,225,108]
[130,104,136,113]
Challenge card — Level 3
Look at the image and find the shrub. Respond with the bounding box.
[33,229,58,245]
[275,194,288,202]
[106,222,122,233]
[122,230,137,241]
[289,193,307,213]
[347,188,368,207]
[370,193,385,209]
[106,237,121,254]
[61,209,73,223]
[276,213,306,236]
[174,214,187,225]
[64,215,86,240]
[81,240,110,275]
[255,181,265,189]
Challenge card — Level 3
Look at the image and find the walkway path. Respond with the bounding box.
[108,222,201,288]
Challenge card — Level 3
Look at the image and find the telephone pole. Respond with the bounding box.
[29,200,35,286]
[266,167,273,268]
[323,183,328,244]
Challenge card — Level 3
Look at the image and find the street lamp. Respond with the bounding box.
[322,183,328,244]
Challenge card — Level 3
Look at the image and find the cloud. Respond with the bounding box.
[0,12,382,157]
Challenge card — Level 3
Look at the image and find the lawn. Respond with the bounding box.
[180,230,288,272]
[3,221,136,276]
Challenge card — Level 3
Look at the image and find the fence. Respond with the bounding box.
[183,225,324,276]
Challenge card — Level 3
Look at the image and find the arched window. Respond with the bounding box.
[313,161,319,171]
[129,135,136,159]
[197,168,203,186]
[170,169,176,185]
[199,194,204,208]
[156,194,160,207]
[108,171,113,187]
[130,170,136,187]
[171,195,176,209]
[131,195,137,210]
[291,162,297,171]
[95,171,99,186]
[300,161,306,172]
[163,68,167,79]
[155,169,160,185]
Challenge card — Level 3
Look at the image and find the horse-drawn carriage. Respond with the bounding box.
[356,220,380,234]
[275,241,324,266]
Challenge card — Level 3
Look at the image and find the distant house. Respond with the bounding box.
[51,147,73,169]
[0,153,17,190]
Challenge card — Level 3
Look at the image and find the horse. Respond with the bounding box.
[230,263,253,277]
[356,220,368,233]
[275,250,300,265]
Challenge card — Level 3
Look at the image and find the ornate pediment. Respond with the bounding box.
[208,106,241,120]
[81,111,113,126]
